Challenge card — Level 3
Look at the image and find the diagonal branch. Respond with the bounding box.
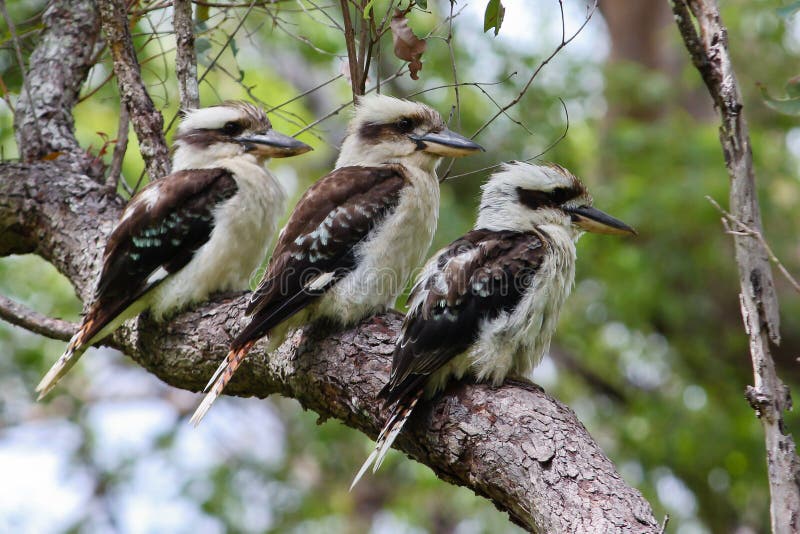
[671,1,800,531]
[0,295,76,342]
[98,0,171,181]
[0,158,660,533]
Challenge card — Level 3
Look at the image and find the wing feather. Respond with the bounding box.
[380,229,546,406]
[235,165,406,348]
[85,168,237,339]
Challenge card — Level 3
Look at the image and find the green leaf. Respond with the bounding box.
[777,1,800,19]
[416,0,428,10]
[483,0,505,36]
[759,83,800,115]
[785,75,800,98]
[363,0,376,19]
[230,37,239,58]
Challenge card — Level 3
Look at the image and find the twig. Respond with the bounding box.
[472,0,598,139]
[292,67,407,136]
[672,1,800,531]
[0,295,76,342]
[173,0,200,110]
[706,196,800,294]
[339,0,361,96]
[98,0,171,180]
[267,73,343,112]
[108,104,131,194]
[659,515,670,534]
[0,0,39,132]
[443,98,570,182]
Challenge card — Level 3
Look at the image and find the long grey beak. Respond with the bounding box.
[237,130,312,158]
[567,205,637,236]
[410,128,484,157]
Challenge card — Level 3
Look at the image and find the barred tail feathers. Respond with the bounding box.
[35,323,92,400]
[349,389,423,490]
[189,340,255,427]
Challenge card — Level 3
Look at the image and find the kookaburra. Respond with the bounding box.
[36,101,312,399]
[351,161,636,486]
[189,94,483,425]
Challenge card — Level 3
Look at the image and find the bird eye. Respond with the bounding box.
[396,117,414,132]
[221,122,243,136]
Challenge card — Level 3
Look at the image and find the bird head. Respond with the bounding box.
[477,161,636,239]
[336,94,483,171]
[173,101,312,170]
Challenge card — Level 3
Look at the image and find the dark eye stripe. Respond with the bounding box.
[517,186,581,209]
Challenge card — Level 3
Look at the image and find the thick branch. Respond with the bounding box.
[173,0,200,110]
[98,0,170,180]
[12,0,101,173]
[671,1,800,531]
[0,160,659,533]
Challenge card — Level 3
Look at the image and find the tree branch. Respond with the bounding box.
[671,1,800,531]
[173,0,200,110]
[0,158,660,532]
[0,295,76,341]
[98,0,171,180]
[0,0,659,529]
[12,0,101,174]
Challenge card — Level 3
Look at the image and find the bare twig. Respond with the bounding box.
[0,0,35,124]
[0,295,76,342]
[443,98,570,182]
[108,104,131,193]
[339,0,361,96]
[472,0,598,139]
[173,0,200,110]
[98,0,170,180]
[672,1,800,531]
[292,67,407,136]
[707,196,800,294]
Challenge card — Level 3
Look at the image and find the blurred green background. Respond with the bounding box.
[1,1,799,532]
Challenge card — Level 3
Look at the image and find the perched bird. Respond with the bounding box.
[351,161,636,486]
[189,94,483,425]
[36,101,312,399]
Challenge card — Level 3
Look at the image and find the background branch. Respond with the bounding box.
[0,295,76,341]
[98,0,171,180]
[671,1,800,531]
[11,0,101,172]
[173,0,199,110]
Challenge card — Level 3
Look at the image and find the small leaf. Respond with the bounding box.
[759,83,800,116]
[416,0,428,10]
[390,9,427,80]
[483,0,505,36]
[230,37,239,58]
[785,75,800,98]
[776,1,800,19]
[363,0,376,19]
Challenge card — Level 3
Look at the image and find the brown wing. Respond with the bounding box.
[86,168,237,337]
[233,165,406,349]
[380,229,547,406]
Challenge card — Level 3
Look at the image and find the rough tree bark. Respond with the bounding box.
[671,1,800,532]
[0,0,660,531]
[173,0,199,111]
[98,0,171,180]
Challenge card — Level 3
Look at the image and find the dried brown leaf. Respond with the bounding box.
[390,9,427,80]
